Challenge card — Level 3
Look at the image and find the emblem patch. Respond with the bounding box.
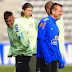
[15,24,19,32]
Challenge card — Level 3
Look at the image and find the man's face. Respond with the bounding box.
[53,6,63,20]
[5,15,14,28]
[23,7,33,18]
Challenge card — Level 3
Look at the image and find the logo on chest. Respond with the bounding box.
[50,28,53,30]
[51,35,58,46]
[30,24,33,27]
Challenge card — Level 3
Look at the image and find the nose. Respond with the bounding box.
[61,12,63,15]
[6,21,11,26]
[7,21,11,25]
[30,12,32,15]
[8,21,11,24]
[29,11,32,15]
[61,11,63,15]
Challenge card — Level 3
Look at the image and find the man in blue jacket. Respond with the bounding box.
[36,3,64,72]
[45,1,65,56]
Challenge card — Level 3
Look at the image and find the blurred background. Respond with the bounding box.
[0,0,72,72]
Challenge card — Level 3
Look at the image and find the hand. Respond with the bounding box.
[59,63,65,69]
[61,64,63,66]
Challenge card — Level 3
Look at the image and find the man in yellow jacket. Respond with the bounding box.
[4,3,38,72]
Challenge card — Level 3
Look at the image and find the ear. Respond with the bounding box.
[52,9,56,15]
[46,8,48,11]
[13,17,14,19]
[46,8,49,12]
[22,9,24,13]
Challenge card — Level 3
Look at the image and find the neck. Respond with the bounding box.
[50,14,56,20]
[23,16,30,18]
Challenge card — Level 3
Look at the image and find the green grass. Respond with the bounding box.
[0,65,15,72]
[59,66,72,72]
[0,66,72,72]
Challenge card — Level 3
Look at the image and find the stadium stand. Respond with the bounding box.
[0,0,72,43]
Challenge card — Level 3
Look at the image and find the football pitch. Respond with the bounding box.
[0,66,72,72]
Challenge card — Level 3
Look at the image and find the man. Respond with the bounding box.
[16,3,38,72]
[4,3,38,72]
[36,3,64,72]
[45,1,65,55]
[4,11,31,72]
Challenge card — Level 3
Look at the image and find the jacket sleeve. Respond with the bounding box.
[37,21,52,64]
[38,39,52,64]
[57,42,65,69]
[8,45,12,56]
[13,23,29,48]
[35,19,39,31]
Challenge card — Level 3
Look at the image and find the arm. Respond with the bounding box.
[37,21,51,64]
[38,38,52,64]
[13,23,29,48]
[35,19,39,31]
[57,42,65,69]
[8,46,12,58]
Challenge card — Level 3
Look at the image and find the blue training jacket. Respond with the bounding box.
[36,15,64,68]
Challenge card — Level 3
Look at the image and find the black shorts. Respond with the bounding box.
[36,58,58,72]
[16,54,31,72]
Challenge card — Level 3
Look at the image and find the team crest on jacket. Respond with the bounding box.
[30,24,33,27]
[15,24,19,32]
[55,35,58,40]
[51,36,58,46]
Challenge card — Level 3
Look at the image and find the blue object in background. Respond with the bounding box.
[0,44,3,65]
[0,43,72,65]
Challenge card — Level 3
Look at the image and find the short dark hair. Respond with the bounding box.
[50,3,62,14]
[22,3,33,10]
[4,11,13,20]
[45,1,53,11]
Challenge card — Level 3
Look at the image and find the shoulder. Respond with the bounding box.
[29,17,39,24]
[38,17,49,29]
[29,17,38,21]
[39,16,50,26]
[13,18,21,29]
[39,16,49,23]
[15,16,22,22]
[14,16,24,27]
